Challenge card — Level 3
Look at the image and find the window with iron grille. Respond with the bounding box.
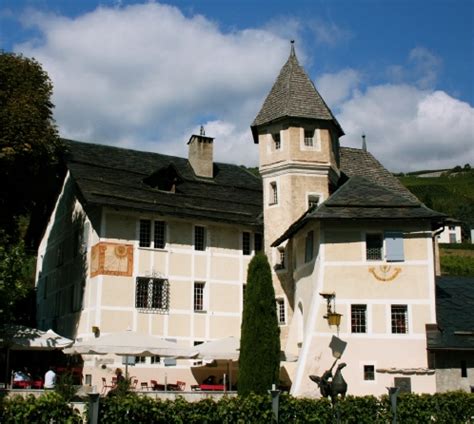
[194,282,205,311]
[135,356,146,364]
[254,233,263,252]
[305,231,314,263]
[269,182,278,205]
[242,232,251,255]
[273,133,281,150]
[391,305,408,334]
[304,129,314,147]
[135,277,169,313]
[351,305,367,333]
[154,221,166,249]
[366,233,383,261]
[139,220,151,247]
[364,365,375,381]
[194,226,206,251]
[276,298,286,325]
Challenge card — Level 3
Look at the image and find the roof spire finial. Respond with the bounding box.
[290,40,295,57]
[200,125,206,136]
[362,133,367,152]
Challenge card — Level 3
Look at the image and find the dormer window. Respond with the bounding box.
[304,130,314,147]
[272,133,281,150]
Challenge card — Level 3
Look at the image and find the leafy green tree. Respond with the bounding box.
[0,51,62,245]
[238,253,280,396]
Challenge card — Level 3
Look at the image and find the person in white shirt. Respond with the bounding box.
[44,367,56,389]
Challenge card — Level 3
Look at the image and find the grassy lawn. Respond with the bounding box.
[440,246,474,276]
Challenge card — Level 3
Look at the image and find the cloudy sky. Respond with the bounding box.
[1,0,473,172]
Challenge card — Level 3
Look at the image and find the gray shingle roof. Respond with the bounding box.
[63,139,263,228]
[251,45,343,141]
[427,276,474,350]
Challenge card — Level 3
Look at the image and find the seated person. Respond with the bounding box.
[203,375,216,385]
[13,369,32,382]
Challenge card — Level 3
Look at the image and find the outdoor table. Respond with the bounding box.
[199,384,225,391]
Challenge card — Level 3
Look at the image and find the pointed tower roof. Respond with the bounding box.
[251,42,344,142]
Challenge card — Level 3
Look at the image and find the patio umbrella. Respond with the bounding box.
[64,330,196,377]
[1,325,73,388]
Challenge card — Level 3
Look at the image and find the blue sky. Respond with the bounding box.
[1,0,473,171]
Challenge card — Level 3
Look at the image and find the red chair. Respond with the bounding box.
[176,381,186,391]
[140,381,149,391]
[131,379,138,390]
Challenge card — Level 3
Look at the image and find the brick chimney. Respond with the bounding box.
[187,128,214,178]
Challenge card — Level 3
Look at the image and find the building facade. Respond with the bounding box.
[36,45,446,395]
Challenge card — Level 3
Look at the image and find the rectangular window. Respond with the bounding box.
[139,220,151,247]
[242,232,251,255]
[308,194,320,210]
[351,305,367,333]
[135,277,169,312]
[461,360,467,378]
[366,233,383,261]
[449,233,457,243]
[276,298,286,325]
[391,305,408,334]
[304,130,314,147]
[279,248,285,269]
[364,365,375,381]
[194,226,206,251]
[151,355,161,364]
[194,282,205,312]
[273,133,281,150]
[269,182,278,205]
[135,356,146,364]
[385,231,404,262]
[254,233,263,252]
[305,231,314,263]
[154,221,166,249]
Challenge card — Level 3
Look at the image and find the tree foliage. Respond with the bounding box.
[238,253,280,396]
[0,51,63,245]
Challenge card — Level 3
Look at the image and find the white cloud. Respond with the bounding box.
[15,2,292,165]
[338,85,474,172]
[315,69,361,108]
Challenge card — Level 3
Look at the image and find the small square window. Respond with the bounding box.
[364,365,375,381]
[194,226,206,251]
[366,233,383,261]
[273,133,281,150]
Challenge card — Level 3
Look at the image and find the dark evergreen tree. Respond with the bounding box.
[238,253,280,396]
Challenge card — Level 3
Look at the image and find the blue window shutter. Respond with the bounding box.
[385,232,404,262]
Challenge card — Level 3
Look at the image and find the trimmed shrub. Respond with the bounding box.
[239,253,280,396]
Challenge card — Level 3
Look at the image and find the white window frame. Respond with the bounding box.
[391,304,409,334]
[276,297,286,325]
[138,219,167,249]
[193,281,206,312]
[269,181,279,206]
[365,232,383,261]
[362,363,377,383]
[351,304,367,334]
[272,132,281,151]
[300,128,321,151]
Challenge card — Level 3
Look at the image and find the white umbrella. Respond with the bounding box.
[192,336,240,361]
[64,330,194,357]
[1,325,73,350]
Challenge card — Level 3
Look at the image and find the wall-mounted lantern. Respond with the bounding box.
[319,292,342,328]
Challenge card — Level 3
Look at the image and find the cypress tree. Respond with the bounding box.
[238,253,280,396]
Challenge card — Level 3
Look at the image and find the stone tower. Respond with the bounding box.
[251,42,344,343]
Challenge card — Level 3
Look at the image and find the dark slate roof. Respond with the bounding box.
[427,276,474,350]
[251,44,344,141]
[340,147,420,203]
[62,139,263,228]
[272,147,446,246]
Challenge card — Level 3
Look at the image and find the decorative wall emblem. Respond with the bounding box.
[90,242,133,277]
[368,265,401,282]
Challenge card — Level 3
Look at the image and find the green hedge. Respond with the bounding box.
[1,391,473,423]
[0,391,82,423]
[440,254,474,276]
